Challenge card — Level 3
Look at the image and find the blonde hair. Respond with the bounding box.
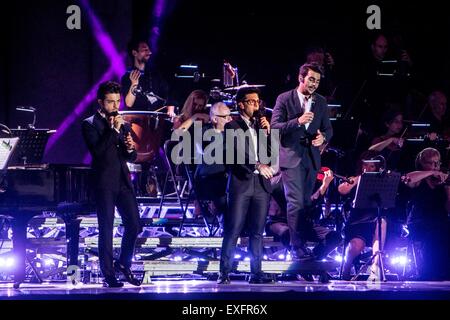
[415,147,440,170]
[178,90,208,122]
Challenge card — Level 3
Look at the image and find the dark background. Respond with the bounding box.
[1,0,448,164]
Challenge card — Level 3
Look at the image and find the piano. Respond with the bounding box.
[0,164,95,287]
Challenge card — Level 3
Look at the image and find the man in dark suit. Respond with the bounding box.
[218,87,275,284]
[271,63,333,259]
[82,81,142,287]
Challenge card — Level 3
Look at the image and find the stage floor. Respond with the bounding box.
[1,280,449,300]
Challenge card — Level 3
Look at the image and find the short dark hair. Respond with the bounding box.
[299,63,323,79]
[235,87,261,103]
[97,81,121,100]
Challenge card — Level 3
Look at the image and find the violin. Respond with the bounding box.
[317,166,354,184]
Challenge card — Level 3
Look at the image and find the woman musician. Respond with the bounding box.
[404,147,450,280]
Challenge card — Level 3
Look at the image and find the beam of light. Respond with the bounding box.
[149,0,168,54]
[45,67,115,152]
[45,0,128,156]
[79,0,126,76]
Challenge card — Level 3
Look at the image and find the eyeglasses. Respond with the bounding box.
[215,114,231,119]
[424,160,441,166]
[243,99,260,105]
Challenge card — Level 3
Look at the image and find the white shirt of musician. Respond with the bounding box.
[297,90,312,130]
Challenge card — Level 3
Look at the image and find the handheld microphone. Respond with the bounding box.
[253,106,266,130]
[106,111,130,134]
[309,95,316,113]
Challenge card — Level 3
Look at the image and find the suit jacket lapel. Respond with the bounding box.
[235,116,256,165]
[292,89,303,116]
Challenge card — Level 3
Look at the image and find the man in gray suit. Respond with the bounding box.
[271,63,333,259]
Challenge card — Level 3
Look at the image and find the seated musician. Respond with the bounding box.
[266,169,342,263]
[404,147,450,280]
[369,109,404,171]
[172,90,210,130]
[338,151,385,281]
[193,102,232,228]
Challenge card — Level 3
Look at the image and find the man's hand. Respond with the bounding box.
[257,163,274,179]
[129,70,141,86]
[124,133,135,151]
[312,129,325,147]
[298,111,314,126]
[322,169,334,186]
[110,115,124,131]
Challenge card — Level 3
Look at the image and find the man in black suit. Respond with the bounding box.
[271,63,333,259]
[82,81,142,287]
[218,87,275,284]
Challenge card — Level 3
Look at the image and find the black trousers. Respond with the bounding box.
[95,182,141,278]
[220,175,270,275]
[281,155,317,249]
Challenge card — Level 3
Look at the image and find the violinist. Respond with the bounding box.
[369,110,404,171]
[404,147,450,280]
[173,90,209,131]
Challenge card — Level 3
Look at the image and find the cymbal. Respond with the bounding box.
[223,83,266,91]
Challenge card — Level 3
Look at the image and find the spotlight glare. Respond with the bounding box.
[6,257,14,267]
[278,254,285,260]
[234,254,241,259]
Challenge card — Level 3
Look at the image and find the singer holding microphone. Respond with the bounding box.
[271,63,333,260]
[217,87,275,284]
[82,81,142,287]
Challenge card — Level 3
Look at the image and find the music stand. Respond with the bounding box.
[351,171,401,281]
[9,129,51,165]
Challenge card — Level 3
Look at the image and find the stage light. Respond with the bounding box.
[0,258,5,267]
[334,255,343,262]
[6,258,14,267]
[44,259,54,267]
[174,256,182,262]
[234,254,241,259]
[278,254,285,260]
[244,257,250,261]
[391,256,407,266]
[263,255,268,260]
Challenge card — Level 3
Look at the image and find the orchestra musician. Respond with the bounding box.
[404,147,450,280]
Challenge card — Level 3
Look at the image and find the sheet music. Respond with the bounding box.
[0,137,19,170]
